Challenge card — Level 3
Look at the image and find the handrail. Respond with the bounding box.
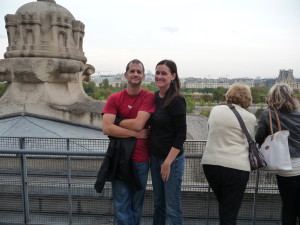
[0,149,105,156]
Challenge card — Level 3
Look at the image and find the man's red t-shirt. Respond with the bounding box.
[102,89,155,162]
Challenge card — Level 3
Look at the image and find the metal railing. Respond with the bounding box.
[0,137,282,225]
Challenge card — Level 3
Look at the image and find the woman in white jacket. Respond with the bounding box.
[201,83,256,225]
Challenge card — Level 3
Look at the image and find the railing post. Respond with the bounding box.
[20,137,30,224]
[251,170,260,225]
[67,138,73,225]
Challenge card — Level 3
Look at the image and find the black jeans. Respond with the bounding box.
[276,175,300,225]
[203,165,249,225]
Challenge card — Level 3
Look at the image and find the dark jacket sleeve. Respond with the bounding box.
[94,138,117,193]
[118,138,142,191]
[169,96,187,150]
[94,156,110,193]
[255,109,270,146]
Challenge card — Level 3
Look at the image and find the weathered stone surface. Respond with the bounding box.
[0,0,104,129]
[186,114,208,140]
[4,0,86,62]
[0,58,104,128]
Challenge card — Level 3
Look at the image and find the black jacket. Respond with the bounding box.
[255,109,300,157]
[94,136,142,193]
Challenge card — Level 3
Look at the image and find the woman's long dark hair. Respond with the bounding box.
[156,59,182,107]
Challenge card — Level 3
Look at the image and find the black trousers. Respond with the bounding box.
[203,165,249,225]
[276,175,300,225]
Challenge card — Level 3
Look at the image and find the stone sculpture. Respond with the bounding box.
[0,0,104,128]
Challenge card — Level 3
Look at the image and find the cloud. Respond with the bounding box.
[163,26,179,33]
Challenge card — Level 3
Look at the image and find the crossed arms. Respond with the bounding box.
[102,111,151,139]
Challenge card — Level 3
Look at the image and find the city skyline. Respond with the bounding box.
[0,0,300,78]
[92,69,300,80]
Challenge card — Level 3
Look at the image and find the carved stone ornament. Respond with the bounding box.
[0,0,104,129]
[4,0,86,62]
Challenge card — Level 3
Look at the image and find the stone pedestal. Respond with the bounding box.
[0,58,104,128]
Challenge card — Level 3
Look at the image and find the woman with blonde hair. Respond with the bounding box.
[201,83,256,225]
[255,83,300,225]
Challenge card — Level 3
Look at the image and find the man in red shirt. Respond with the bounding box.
[102,59,155,225]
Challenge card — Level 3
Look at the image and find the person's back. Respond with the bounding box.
[256,109,300,157]
[255,83,300,225]
[201,83,256,225]
[202,104,256,171]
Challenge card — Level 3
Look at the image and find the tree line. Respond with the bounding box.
[82,79,272,115]
[1,79,299,117]
[82,79,272,102]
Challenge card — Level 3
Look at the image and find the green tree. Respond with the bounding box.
[141,82,158,93]
[199,87,214,94]
[293,89,300,101]
[212,87,226,103]
[83,81,97,96]
[182,88,196,94]
[185,96,196,113]
[93,88,114,100]
[251,87,269,104]
[201,94,213,103]
[99,78,110,89]
[199,99,205,106]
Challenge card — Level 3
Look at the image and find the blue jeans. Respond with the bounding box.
[112,162,149,225]
[150,154,184,225]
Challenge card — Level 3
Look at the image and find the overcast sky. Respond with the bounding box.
[1,0,300,79]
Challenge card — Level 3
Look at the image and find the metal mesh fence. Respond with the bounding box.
[0,137,282,225]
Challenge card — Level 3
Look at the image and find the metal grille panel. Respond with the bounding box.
[0,137,283,224]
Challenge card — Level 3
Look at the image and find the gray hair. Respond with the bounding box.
[266,83,299,112]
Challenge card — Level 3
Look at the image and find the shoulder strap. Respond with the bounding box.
[228,105,253,143]
[268,109,281,135]
[268,109,273,135]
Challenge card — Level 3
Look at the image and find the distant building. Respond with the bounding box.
[91,73,154,87]
[230,78,255,87]
[91,70,299,90]
[91,74,124,87]
[181,77,230,89]
[254,78,276,88]
[276,69,300,89]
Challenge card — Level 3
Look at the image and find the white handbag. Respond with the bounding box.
[259,109,292,171]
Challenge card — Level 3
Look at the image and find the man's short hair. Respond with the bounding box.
[125,59,145,73]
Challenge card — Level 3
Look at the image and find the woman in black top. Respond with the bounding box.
[149,60,187,225]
